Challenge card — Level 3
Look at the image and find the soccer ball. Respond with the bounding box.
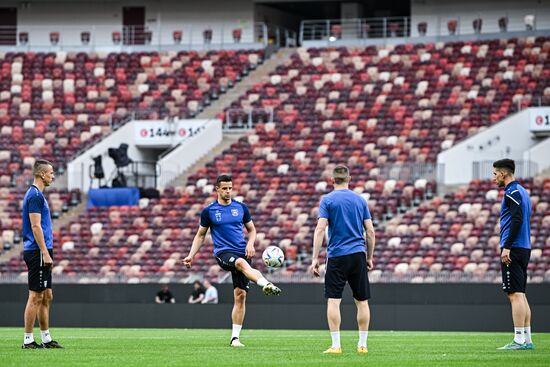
[262,246,284,268]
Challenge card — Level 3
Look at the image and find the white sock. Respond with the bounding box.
[24,333,34,345]
[41,329,52,343]
[513,327,525,344]
[358,330,368,348]
[330,331,341,348]
[232,324,242,339]
[256,277,269,287]
[524,326,532,344]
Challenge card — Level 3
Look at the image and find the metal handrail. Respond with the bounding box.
[0,22,269,50]
[300,17,411,43]
[300,14,547,43]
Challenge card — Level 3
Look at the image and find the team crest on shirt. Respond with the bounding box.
[215,211,222,221]
[231,209,239,217]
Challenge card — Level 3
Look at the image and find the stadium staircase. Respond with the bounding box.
[197,48,295,119]
[170,47,296,187]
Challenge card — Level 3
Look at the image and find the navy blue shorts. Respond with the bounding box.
[23,249,53,292]
[501,248,530,294]
[325,251,370,301]
[215,251,250,291]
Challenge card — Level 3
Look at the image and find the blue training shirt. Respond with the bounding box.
[22,185,53,251]
[319,189,372,258]
[200,200,251,256]
[500,180,531,249]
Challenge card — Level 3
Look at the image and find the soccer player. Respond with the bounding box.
[182,174,281,347]
[493,159,534,350]
[309,165,375,354]
[22,159,63,349]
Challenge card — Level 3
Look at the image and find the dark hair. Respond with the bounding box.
[493,159,515,175]
[33,159,53,177]
[215,174,232,187]
[332,165,350,185]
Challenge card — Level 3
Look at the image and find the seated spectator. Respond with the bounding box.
[188,280,206,304]
[201,279,218,304]
[155,285,175,304]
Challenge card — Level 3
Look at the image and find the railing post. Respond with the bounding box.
[221,22,224,48]
[92,25,96,50]
[299,21,304,45]
[383,17,387,38]
[157,14,162,48]
[404,16,408,37]
[326,19,330,40]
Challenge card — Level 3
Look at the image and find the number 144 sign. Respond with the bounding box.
[134,120,207,147]
[529,108,550,133]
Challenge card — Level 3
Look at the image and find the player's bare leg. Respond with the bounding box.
[37,289,51,331]
[523,294,534,349]
[327,298,341,332]
[37,289,63,348]
[355,299,370,353]
[498,292,526,349]
[234,258,281,295]
[509,292,526,330]
[323,298,342,354]
[230,288,246,347]
[22,291,44,348]
[24,291,43,333]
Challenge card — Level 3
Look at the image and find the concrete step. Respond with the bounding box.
[196,47,295,120]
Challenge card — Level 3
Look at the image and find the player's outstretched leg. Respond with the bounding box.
[235,259,281,296]
[262,282,281,296]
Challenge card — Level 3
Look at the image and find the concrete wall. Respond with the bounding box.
[1,283,549,331]
[2,0,255,46]
[254,4,301,33]
[524,137,550,174]
[66,118,221,192]
[157,119,222,188]
[437,109,538,185]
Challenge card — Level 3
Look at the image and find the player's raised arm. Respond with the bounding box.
[310,218,328,277]
[364,219,375,271]
[182,225,208,268]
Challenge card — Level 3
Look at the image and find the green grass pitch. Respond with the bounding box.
[1,328,548,366]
